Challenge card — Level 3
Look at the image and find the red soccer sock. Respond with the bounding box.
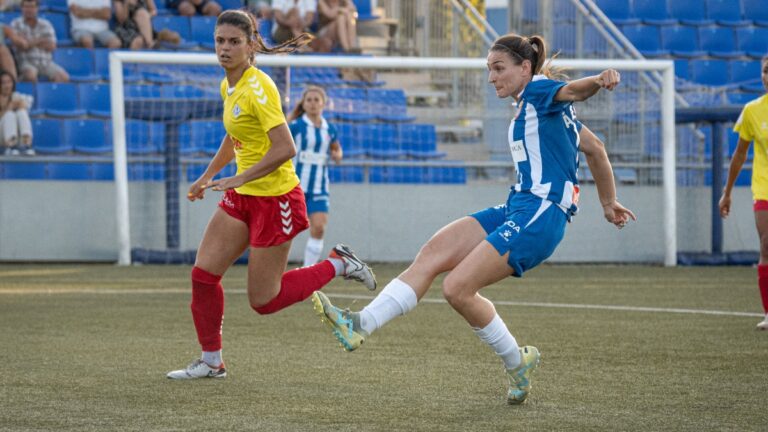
[253,260,336,315]
[758,265,768,314]
[191,266,224,352]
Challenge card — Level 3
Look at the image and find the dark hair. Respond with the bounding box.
[20,0,38,6]
[0,69,16,107]
[287,85,327,122]
[216,9,313,62]
[490,33,562,79]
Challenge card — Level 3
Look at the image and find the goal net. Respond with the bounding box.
[109,52,675,266]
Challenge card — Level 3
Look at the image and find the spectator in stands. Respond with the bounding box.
[317,0,359,53]
[68,0,122,49]
[0,69,34,156]
[719,55,768,332]
[272,0,316,46]
[286,85,343,266]
[0,27,18,80]
[310,33,635,405]
[113,0,158,49]
[166,10,373,381]
[9,0,69,82]
[168,0,222,17]
[0,0,21,11]
[250,0,272,20]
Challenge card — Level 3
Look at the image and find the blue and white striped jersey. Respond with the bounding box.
[509,75,582,216]
[290,114,338,195]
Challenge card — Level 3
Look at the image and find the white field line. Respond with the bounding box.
[0,288,762,318]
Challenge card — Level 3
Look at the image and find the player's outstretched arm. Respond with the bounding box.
[580,125,636,229]
[187,135,235,201]
[719,137,751,219]
[555,69,620,102]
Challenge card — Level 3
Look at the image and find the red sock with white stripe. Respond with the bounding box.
[190,267,224,354]
[758,264,768,314]
[253,260,336,314]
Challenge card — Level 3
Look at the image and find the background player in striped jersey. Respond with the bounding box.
[719,55,768,331]
[287,86,343,267]
[167,9,376,381]
[311,33,635,404]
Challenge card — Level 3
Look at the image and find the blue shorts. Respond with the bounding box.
[470,192,567,277]
[305,193,329,214]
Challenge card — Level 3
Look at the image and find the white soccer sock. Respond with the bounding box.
[359,278,418,335]
[328,258,345,276]
[473,314,521,370]
[201,350,222,368]
[303,237,324,267]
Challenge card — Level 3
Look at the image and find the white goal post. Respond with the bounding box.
[109,52,676,266]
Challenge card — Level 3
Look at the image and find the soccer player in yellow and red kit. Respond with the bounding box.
[167,9,376,380]
[720,55,768,331]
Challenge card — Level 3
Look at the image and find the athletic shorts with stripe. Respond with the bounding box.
[218,185,309,248]
[471,191,567,277]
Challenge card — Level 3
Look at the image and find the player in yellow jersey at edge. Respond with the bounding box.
[720,55,768,331]
[167,9,376,380]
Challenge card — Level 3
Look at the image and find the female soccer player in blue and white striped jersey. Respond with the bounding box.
[287,86,343,266]
[310,33,636,404]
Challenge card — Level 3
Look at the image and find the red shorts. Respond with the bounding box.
[218,185,309,247]
[754,200,768,212]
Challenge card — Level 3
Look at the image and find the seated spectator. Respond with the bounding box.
[9,0,69,82]
[113,0,158,49]
[318,0,358,53]
[0,69,34,155]
[0,0,21,11]
[0,26,18,80]
[272,0,316,45]
[168,0,222,17]
[251,0,272,20]
[68,0,122,49]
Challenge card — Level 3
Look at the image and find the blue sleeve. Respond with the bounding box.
[288,120,300,138]
[521,78,568,115]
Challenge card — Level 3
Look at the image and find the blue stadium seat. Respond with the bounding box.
[125,85,162,98]
[16,82,36,113]
[129,163,165,181]
[621,25,667,57]
[399,124,445,159]
[364,124,403,159]
[65,119,111,154]
[161,84,216,99]
[32,119,69,154]
[727,92,758,105]
[126,120,158,154]
[78,83,111,118]
[42,13,73,46]
[736,27,768,58]
[92,49,141,82]
[0,12,19,25]
[595,0,638,25]
[668,2,714,26]
[353,0,378,21]
[1,162,47,179]
[673,59,689,80]
[151,16,197,49]
[424,166,466,184]
[218,0,244,10]
[743,0,768,26]
[660,26,705,58]
[689,59,730,86]
[705,0,750,27]
[584,25,609,57]
[53,48,99,82]
[730,60,761,84]
[552,22,576,56]
[189,120,226,155]
[190,16,216,45]
[369,166,423,183]
[176,122,205,154]
[368,89,414,122]
[698,27,743,58]
[46,0,68,13]
[328,165,364,183]
[186,163,236,182]
[36,83,86,117]
[633,0,676,25]
[47,163,93,180]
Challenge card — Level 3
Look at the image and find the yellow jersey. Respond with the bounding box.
[220,66,299,196]
[734,94,768,200]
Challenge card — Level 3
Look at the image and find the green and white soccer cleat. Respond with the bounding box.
[505,346,540,405]
[311,291,365,351]
[167,359,226,380]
